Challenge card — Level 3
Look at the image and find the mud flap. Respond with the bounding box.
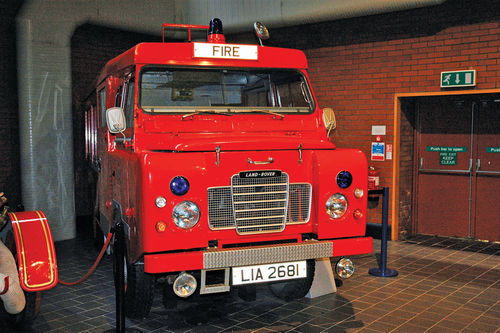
[8,211,58,292]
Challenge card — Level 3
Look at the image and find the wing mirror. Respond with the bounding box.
[106,107,126,133]
[253,22,269,46]
[322,108,336,136]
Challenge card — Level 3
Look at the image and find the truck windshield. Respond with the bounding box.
[139,67,314,113]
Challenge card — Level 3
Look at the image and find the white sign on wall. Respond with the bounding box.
[371,125,386,136]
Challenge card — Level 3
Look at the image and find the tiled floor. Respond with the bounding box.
[1,231,499,332]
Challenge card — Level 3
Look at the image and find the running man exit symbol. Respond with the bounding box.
[440,70,476,88]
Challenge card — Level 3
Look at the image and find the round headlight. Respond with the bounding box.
[336,171,353,189]
[172,201,200,229]
[336,258,355,279]
[155,196,167,208]
[326,193,348,219]
[170,176,190,196]
[173,272,197,298]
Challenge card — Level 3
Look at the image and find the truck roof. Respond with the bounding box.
[98,42,309,84]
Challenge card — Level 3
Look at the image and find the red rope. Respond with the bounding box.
[58,232,113,286]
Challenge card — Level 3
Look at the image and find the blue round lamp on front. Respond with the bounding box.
[336,171,353,189]
[170,176,190,196]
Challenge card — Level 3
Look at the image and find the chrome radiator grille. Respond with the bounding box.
[208,173,311,234]
[231,173,289,234]
[287,183,313,224]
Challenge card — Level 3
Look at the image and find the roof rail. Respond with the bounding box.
[162,23,209,42]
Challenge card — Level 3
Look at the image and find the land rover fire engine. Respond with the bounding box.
[85,19,372,318]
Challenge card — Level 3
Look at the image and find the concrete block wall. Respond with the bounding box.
[0,1,23,208]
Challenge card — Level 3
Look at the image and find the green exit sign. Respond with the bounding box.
[441,70,476,88]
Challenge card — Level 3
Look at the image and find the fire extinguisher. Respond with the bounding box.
[368,166,379,190]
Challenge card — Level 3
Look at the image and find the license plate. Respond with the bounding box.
[232,261,307,285]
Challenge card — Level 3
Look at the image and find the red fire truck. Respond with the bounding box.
[85,19,372,318]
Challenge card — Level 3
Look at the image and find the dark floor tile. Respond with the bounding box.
[305,314,343,328]
[405,316,438,329]
[277,312,311,325]
[391,323,428,333]
[426,325,459,333]
[221,325,253,333]
[364,319,399,332]
[464,320,499,333]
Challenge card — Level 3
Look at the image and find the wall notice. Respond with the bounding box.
[386,144,392,160]
[371,142,385,161]
[440,152,457,165]
[426,146,467,152]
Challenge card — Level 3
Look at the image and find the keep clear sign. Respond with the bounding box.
[426,146,467,166]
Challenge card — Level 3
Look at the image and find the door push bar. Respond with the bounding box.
[418,158,472,174]
[476,158,500,175]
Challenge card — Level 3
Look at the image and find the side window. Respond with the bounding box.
[124,81,135,129]
[98,88,106,127]
[115,86,123,107]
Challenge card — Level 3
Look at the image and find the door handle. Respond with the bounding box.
[476,158,500,175]
[247,157,273,165]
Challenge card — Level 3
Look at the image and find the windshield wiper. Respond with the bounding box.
[182,109,232,120]
[228,108,285,119]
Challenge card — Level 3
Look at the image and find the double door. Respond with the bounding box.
[416,95,500,242]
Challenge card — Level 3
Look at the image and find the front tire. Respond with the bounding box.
[268,259,315,301]
[123,260,155,319]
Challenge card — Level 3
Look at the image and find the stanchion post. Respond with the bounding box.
[369,187,398,277]
[113,221,126,333]
[105,208,142,333]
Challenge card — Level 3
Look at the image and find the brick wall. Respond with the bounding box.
[71,24,158,215]
[306,3,500,235]
[0,0,23,208]
[398,99,416,238]
[232,0,500,236]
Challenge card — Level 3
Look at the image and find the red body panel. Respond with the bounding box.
[8,211,58,292]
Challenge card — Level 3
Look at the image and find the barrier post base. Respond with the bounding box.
[368,267,398,277]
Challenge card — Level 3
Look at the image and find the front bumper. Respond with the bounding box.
[144,237,372,274]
